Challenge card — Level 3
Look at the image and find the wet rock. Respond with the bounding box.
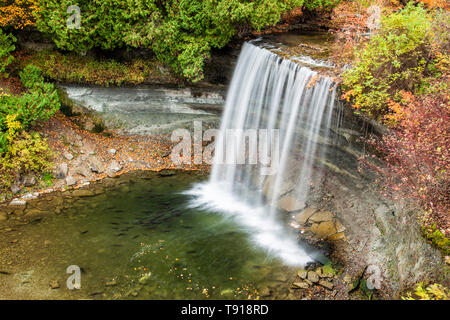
[105,279,117,287]
[309,210,334,223]
[107,161,123,177]
[278,195,305,212]
[259,287,272,297]
[307,271,319,283]
[25,208,42,216]
[310,221,337,239]
[318,279,334,290]
[49,280,60,289]
[0,212,8,221]
[71,189,95,198]
[335,220,346,233]
[65,176,77,186]
[294,207,317,225]
[271,272,289,282]
[327,232,346,241]
[292,281,309,289]
[297,270,308,279]
[126,290,139,297]
[263,176,295,200]
[315,268,323,277]
[64,152,74,161]
[138,272,152,284]
[9,199,27,207]
[55,163,69,179]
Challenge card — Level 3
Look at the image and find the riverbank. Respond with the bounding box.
[0,109,209,210]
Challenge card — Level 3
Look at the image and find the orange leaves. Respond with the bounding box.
[0,0,40,29]
[417,0,449,9]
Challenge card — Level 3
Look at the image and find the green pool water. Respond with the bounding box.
[12,172,297,299]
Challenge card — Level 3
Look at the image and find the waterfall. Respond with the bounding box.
[187,42,338,266]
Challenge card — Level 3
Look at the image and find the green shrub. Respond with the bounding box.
[342,3,447,121]
[20,64,45,88]
[23,49,180,86]
[0,114,52,189]
[35,0,338,82]
[0,65,60,153]
[422,224,450,255]
[402,282,449,300]
[0,28,16,77]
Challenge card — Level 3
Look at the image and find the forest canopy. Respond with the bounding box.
[33,0,338,82]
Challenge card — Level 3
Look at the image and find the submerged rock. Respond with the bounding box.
[49,280,60,289]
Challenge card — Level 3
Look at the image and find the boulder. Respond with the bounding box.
[107,160,123,177]
[55,163,69,179]
[297,270,308,279]
[89,158,104,173]
[310,221,337,239]
[309,210,334,223]
[307,271,319,283]
[294,207,317,224]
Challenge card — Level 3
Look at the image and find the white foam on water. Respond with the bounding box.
[187,42,338,267]
[185,182,313,266]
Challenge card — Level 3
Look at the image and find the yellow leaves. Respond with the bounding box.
[0,0,40,29]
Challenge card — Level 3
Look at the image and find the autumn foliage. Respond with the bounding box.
[0,0,39,29]
[361,89,449,234]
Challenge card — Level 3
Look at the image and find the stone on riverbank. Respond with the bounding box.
[307,271,319,283]
[9,199,27,207]
[292,281,309,289]
[55,163,69,179]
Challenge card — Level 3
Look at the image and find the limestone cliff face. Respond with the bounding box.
[273,102,445,296]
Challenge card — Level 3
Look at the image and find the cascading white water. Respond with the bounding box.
[187,42,337,266]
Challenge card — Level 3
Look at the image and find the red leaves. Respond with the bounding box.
[361,89,449,233]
